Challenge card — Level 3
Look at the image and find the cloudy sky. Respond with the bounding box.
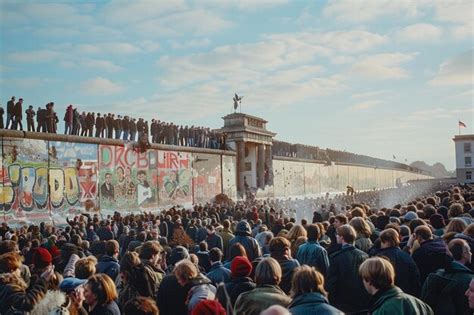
[1,0,472,170]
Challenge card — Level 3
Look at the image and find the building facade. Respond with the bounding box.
[453,134,474,183]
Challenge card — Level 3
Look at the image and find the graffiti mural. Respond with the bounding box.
[222,155,237,200]
[157,151,192,207]
[50,141,98,221]
[1,139,51,224]
[99,145,157,213]
[193,154,222,204]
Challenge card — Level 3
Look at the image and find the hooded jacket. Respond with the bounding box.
[186,274,217,312]
[228,221,261,262]
[369,286,433,315]
[412,238,449,283]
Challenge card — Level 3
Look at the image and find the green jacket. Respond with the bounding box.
[421,261,474,315]
[234,284,291,315]
[369,286,433,315]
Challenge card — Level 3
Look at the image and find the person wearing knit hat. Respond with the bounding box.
[32,247,53,272]
[231,255,252,278]
[216,256,256,308]
[191,299,226,315]
[403,211,418,222]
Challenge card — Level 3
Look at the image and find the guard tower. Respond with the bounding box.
[219,113,276,197]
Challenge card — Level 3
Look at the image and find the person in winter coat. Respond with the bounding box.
[288,265,343,315]
[349,217,373,253]
[410,225,450,283]
[360,257,433,315]
[326,224,371,313]
[219,220,234,259]
[118,251,157,308]
[421,239,474,315]
[174,259,217,313]
[84,274,120,315]
[0,252,49,314]
[228,220,261,263]
[205,225,223,252]
[234,257,291,315]
[269,236,300,294]
[217,255,255,308]
[295,224,329,277]
[374,228,421,297]
[206,248,231,285]
[95,240,120,281]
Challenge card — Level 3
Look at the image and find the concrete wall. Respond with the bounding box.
[257,157,432,198]
[0,131,236,225]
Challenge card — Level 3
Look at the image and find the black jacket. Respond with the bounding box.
[156,274,190,315]
[327,244,371,313]
[375,246,421,297]
[412,238,449,283]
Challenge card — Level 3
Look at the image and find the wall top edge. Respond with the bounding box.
[273,155,433,177]
[0,130,236,156]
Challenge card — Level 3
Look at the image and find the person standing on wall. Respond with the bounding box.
[12,97,23,130]
[6,96,15,129]
[25,105,35,132]
[0,104,4,129]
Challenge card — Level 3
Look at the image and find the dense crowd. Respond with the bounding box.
[273,140,428,175]
[0,181,473,314]
[0,97,227,150]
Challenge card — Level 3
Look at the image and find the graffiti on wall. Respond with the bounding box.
[193,154,221,203]
[157,151,192,206]
[99,145,157,211]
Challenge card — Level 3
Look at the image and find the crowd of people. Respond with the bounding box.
[273,140,428,175]
[0,181,473,314]
[0,97,227,150]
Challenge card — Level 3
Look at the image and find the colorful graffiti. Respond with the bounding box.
[99,145,157,212]
[157,151,192,206]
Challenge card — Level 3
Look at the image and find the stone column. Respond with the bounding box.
[265,144,273,185]
[257,144,265,188]
[236,140,246,197]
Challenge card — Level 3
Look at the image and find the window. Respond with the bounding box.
[465,143,471,153]
[466,156,472,167]
[467,171,472,181]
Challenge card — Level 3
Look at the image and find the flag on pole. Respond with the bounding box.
[459,120,467,128]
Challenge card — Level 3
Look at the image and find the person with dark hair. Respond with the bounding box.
[205,225,223,252]
[422,238,474,315]
[25,105,35,132]
[296,224,329,277]
[196,241,211,272]
[123,296,159,315]
[206,248,231,285]
[269,236,300,294]
[410,225,449,283]
[100,173,115,201]
[360,257,433,314]
[139,240,165,288]
[289,265,342,315]
[96,240,120,281]
[327,224,370,313]
[84,273,120,315]
[6,96,15,129]
[374,228,421,297]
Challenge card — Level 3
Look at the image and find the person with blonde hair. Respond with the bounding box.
[288,265,342,314]
[174,259,216,313]
[234,257,291,315]
[359,257,433,314]
[349,217,373,253]
[84,273,120,315]
[286,224,307,255]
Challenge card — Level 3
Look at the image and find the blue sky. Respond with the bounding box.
[1,0,472,170]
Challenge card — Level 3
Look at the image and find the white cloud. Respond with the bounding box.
[171,38,211,49]
[429,50,473,86]
[350,100,384,111]
[101,0,187,24]
[351,90,389,99]
[7,50,63,63]
[80,77,124,95]
[81,59,123,72]
[323,0,421,23]
[351,53,417,79]
[76,42,141,55]
[433,0,473,39]
[196,0,289,11]
[396,23,442,42]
